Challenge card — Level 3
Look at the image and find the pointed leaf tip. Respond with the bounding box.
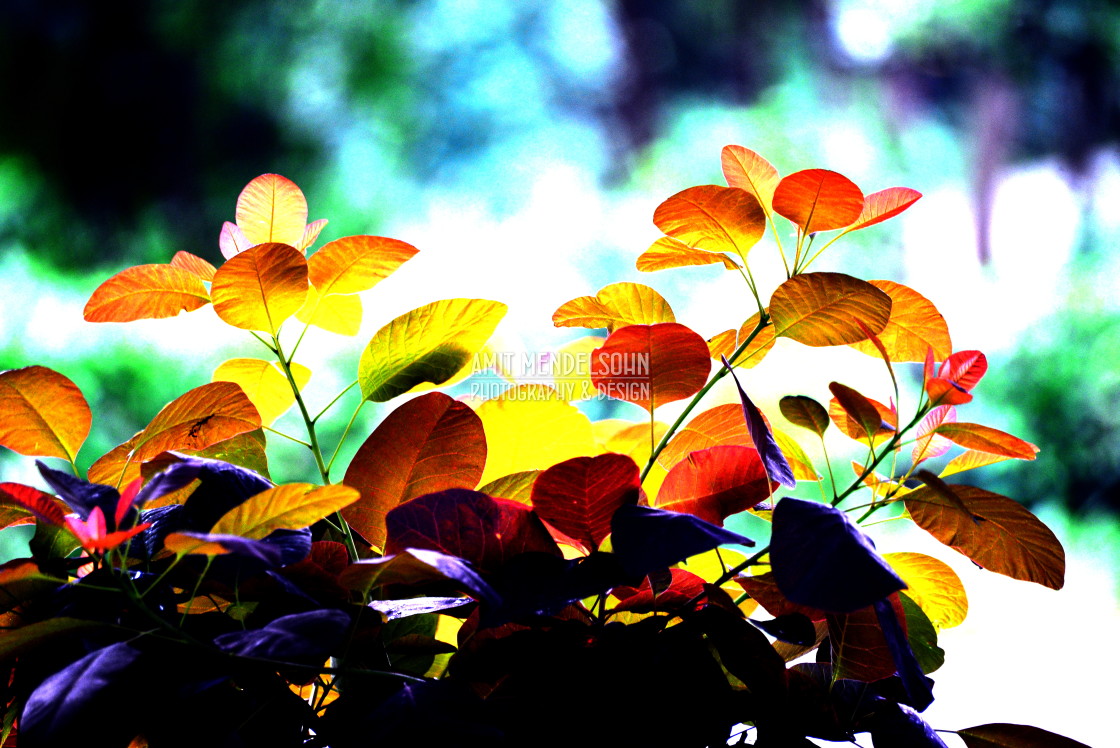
[721,357,795,488]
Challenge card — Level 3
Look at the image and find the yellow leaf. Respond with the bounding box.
[212,358,311,426]
[211,243,309,334]
[720,146,781,213]
[358,298,507,402]
[211,483,359,540]
[594,420,669,467]
[235,174,309,246]
[163,533,232,557]
[636,236,740,272]
[83,265,211,323]
[769,272,892,346]
[295,286,363,336]
[550,335,604,402]
[940,450,1012,478]
[477,470,540,504]
[0,366,91,463]
[169,251,217,281]
[307,235,418,294]
[552,282,675,333]
[883,551,968,630]
[849,280,951,363]
[474,384,600,485]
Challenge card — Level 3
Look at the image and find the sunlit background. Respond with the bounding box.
[0,1,1117,745]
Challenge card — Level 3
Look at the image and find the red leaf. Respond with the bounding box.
[0,482,68,526]
[828,594,906,682]
[912,406,956,466]
[844,187,922,232]
[530,453,640,550]
[590,323,710,412]
[612,568,708,613]
[772,169,864,233]
[652,185,767,261]
[939,350,987,391]
[655,445,775,526]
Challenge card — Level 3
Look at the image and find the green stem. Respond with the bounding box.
[314,380,359,423]
[326,399,366,475]
[262,426,311,448]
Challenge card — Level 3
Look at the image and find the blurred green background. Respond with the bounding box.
[0,1,1117,745]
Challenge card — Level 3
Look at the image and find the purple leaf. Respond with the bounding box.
[867,702,948,747]
[611,503,753,579]
[874,597,934,711]
[214,609,351,665]
[720,357,796,487]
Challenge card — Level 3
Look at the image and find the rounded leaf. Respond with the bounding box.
[552,282,675,333]
[212,358,311,426]
[307,235,418,295]
[211,483,359,540]
[849,280,951,362]
[130,381,262,463]
[211,242,309,334]
[590,323,711,412]
[83,265,210,323]
[770,272,892,346]
[530,453,640,549]
[721,145,780,212]
[779,395,829,437]
[828,382,894,443]
[296,287,363,336]
[658,403,754,471]
[655,445,775,526]
[0,366,91,462]
[169,251,217,281]
[235,173,309,246]
[636,236,740,272]
[883,551,968,630]
[772,169,864,233]
[653,185,766,261]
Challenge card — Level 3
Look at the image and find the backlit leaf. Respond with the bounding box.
[884,551,968,630]
[590,323,710,412]
[211,482,359,540]
[772,169,864,233]
[706,328,737,360]
[774,429,820,482]
[770,272,892,346]
[779,395,829,437]
[162,532,233,556]
[652,184,767,262]
[235,173,309,246]
[849,280,951,362]
[0,560,68,614]
[658,403,753,471]
[956,723,1091,748]
[358,298,507,402]
[475,384,598,485]
[829,382,895,444]
[912,406,956,466]
[0,482,68,526]
[594,420,668,468]
[935,423,1039,460]
[297,218,329,251]
[212,358,310,426]
[211,242,309,334]
[343,392,487,551]
[295,285,363,336]
[83,265,210,323]
[531,453,640,549]
[130,381,262,463]
[655,445,775,526]
[0,366,91,462]
[307,235,418,295]
[552,282,676,333]
[636,236,740,272]
[169,251,217,281]
[550,335,605,401]
[940,350,987,391]
[940,450,1012,478]
[843,187,922,232]
[898,592,945,674]
[721,145,780,212]
[905,484,1065,589]
[219,220,251,259]
[477,470,540,504]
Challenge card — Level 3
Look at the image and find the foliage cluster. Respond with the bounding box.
[0,147,1087,747]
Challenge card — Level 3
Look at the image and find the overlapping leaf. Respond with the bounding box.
[829,383,896,445]
[724,359,797,488]
[552,282,675,332]
[912,406,956,466]
[128,381,262,463]
[0,482,68,527]
[721,145,780,212]
[477,470,540,504]
[940,450,1012,478]
[636,236,741,272]
[658,403,753,471]
[211,242,309,334]
[296,286,363,336]
[780,395,830,437]
[842,187,922,233]
[235,173,310,246]
[772,169,864,233]
[83,264,211,323]
[935,423,1039,460]
[358,298,507,402]
[210,482,359,540]
[884,552,968,630]
[829,598,903,682]
[343,392,487,550]
[770,273,892,346]
[652,184,767,262]
[307,235,418,295]
[212,358,311,426]
[905,483,1065,589]
[590,323,710,412]
[169,251,217,281]
[706,312,776,366]
[0,366,91,462]
[655,445,775,526]
[849,281,951,362]
[530,453,640,549]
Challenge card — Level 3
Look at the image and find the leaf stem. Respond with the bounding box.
[262,426,312,448]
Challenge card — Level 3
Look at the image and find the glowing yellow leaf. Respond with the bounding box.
[212,358,311,426]
[307,235,418,295]
[552,282,675,333]
[211,483,359,540]
[295,286,363,336]
[235,173,309,246]
[883,551,968,630]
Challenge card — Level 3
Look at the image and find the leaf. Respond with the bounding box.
[307,235,419,295]
[384,489,561,574]
[780,395,829,437]
[477,471,540,504]
[898,592,945,674]
[720,145,780,212]
[358,298,507,402]
[849,280,952,362]
[83,264,211,323]
[594,420,669,467]
[771,497,904,613]
[706,329,737,360]
[723,358,796,488]
[610,503,754,579]
[772,169,864,233]
[935,423,1039,460]
[210,482,359,540]
[0,560,67,613]
[474,384,599,486]
[912,406,956,466]
[774,429,821,482]
[0,366,91,462]
[215,610,351,665]
[169,251,217,281]
[212,358,311,426]
[940,450,1012,478]
[219,220,252,259]
[636,236,740,272]
[590,323,710,412]
[162,532,233,556]
[531,454,640,549]
[552,282,676,333]
[0,482,67,526]
[297,218,329,251]
[549,335,605,401]
[342,392,487,551]
[130,381,262,463]
[829,382,895,444]
[956,723,1092,748]
[295,286,363,336]
[658,404,753,471]
[210,242,309,334]
[0,617,104,663]
[843,187,922,232]
[235,173,309,246]
[884,551,968,630]
[828,599,900,682]
[770,273,892,346]
[940,350,988,391]
[339,548,499,606]
[905,483,1065,589]
[655,445,775,525]
[652,184,767,262]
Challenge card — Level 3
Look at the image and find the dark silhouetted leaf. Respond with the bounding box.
[956,724,1091,748]
[780,395,830,437]
[723,357,796,488]
[610,503,753,579]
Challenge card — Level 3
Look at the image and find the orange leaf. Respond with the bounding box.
[934,423,1039,460]
[211,483,358,540]
[83,265,211,323]
[843,187,922,232]
[552,282,676,333]
[772,169,864,233]
[343,392,487,550]
[636,236,740,272]
[720,145,780,212]
[925,378,973,406]
[87,436,140,488]
[235,173,309,246]
[706,329,737,360]
[655,445,775,526]
[658,403,753,471]
[530,453,640,549]
[769,272,891,346]
[590,323,710,412]
[940,450,1012,478]
[307,235,418,295]
[129,382,262,463]
[905,483,1065,589]
[883,551,968,630]
[828,382,895,444]
[849,280,951,363]
[652,185,767,262]
[0,366,91,462]
[211,242,309,334]
[169,251,217,281]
